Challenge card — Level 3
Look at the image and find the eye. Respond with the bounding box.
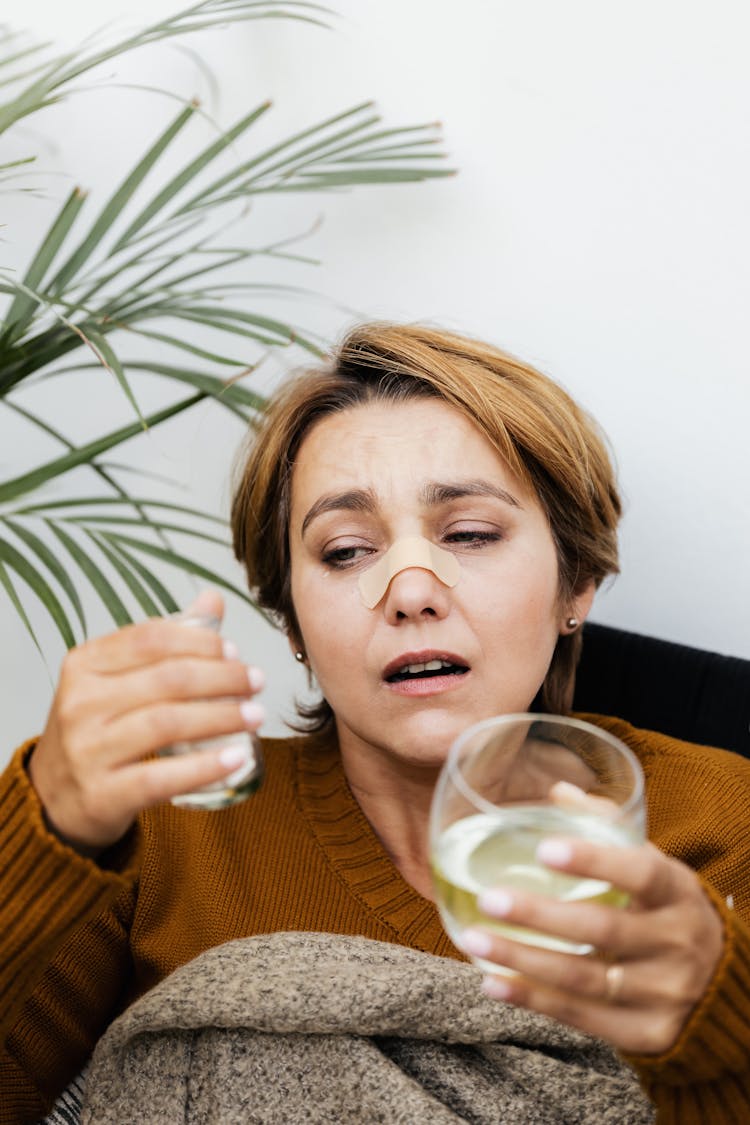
[321,544,374,569]
[443,527,503,548]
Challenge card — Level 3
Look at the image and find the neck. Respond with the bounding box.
[337,730,440,900]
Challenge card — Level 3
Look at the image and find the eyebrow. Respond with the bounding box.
[300,478,521,538]
[301,488,378,537]
[420,479,522,510]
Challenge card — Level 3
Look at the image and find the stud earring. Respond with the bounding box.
[294,651,306,663]
[566,617,579,631]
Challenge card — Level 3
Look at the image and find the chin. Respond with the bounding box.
[383,712,469,769]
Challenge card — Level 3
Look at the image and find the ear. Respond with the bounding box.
[561,578,596,634]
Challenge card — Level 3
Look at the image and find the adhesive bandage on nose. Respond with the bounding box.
[357,536,460,609]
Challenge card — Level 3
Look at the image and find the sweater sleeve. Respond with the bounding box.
[586,716,750,1123]
[628,885,750,1123]
[0,741,141,1122]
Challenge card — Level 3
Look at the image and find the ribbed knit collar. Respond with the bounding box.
[295,730,460,958]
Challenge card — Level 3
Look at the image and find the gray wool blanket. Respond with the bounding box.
[76,932,654,1124]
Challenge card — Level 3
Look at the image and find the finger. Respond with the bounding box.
[458,925,682,1007]
[479,970,681,1056]
[124,740,252,808]
[535,836,690,909]
[459,927,626,1003]
[75,616,225,676]
[96,656,264,719]
[99,698,266,767]
[469,884,650,959]
[185,588,224,622]
[548,780,622,819]
[81,739,254,843]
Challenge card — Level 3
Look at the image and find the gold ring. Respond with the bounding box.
[604,963,625,1003]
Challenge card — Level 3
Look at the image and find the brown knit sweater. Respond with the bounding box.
[1,715,749,1124]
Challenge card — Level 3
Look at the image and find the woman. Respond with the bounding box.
[1,323,748,1122]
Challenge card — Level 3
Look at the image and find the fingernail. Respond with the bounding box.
[482,975,513,1001]
[247,665,265,692]
[537,838,573,867]
[223,640,240,660]
[551,780,586,799]
[477,889,513,917]
[240,700,266,727]
[219,744,248,769]
[460,929,493,957]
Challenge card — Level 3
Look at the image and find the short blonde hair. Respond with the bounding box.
[232,322,621,729]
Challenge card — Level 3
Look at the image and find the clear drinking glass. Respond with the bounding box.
[430,714,645,972]
[159,610,264,810]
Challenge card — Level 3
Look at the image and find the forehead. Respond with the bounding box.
[290,399,532,514]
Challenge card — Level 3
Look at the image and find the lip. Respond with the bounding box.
[385,672,470,698]
[381,649,470,681]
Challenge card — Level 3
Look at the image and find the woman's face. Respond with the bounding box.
[288,398,593,769]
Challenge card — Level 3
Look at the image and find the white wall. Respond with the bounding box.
[2,0,749,764]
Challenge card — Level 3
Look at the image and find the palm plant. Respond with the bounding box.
[0,0,451,656]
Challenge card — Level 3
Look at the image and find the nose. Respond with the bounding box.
[382,565,452,624]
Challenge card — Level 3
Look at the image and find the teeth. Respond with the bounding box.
[402,659,451,674]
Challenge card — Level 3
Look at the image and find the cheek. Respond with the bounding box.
[291,567,367,663]
[463,545,561,624]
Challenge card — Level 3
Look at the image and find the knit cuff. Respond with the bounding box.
[0,740,141,1031]
[627,880,750,1088]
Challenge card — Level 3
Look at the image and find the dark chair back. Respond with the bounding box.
[573,622,750,759]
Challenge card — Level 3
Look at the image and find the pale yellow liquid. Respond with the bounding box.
[432,807,634,969]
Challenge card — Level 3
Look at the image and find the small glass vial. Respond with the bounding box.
[160,610,264,810]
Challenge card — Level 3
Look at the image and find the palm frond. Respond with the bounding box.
[0,3,454,653]
[0,3,332,137]
[0,393,204,505]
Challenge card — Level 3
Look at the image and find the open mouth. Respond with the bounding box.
[385,658,470,684]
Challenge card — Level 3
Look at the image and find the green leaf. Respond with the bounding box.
[1,394,77,451]
[82,528,162,617]
[0,4,331,138]
[141,307,288,348]
[71,215,203,308]
[113,246,251,299]
[0,186,86,342]
[0,533,77,647]
[95,461,185,489]
[3,516,87,634]
[122,326,254,371]
[47,102,198,295]
[150,304,323,355]
[0,37,53,72]
[0,58,54,92]
[67,514,231,547]
[102,538,180,613]
[124,361,267,412]
[178,100,377,213]
[0,392,203,505]
[84,327,147,428]
[31,356,266,416]
[0,558,44,659]
[0,155,36,170]
[0,399,182,552]
[0,319,82,394]
[103,529,256,608]
[111,100,272,252]
[14,495,227,525]
[257,167,456,189]
[243,112,385,185]
[48,521,131,628]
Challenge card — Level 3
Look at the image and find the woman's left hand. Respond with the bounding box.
[458,838,725,1056]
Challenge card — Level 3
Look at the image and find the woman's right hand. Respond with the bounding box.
[28,590,265,852]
